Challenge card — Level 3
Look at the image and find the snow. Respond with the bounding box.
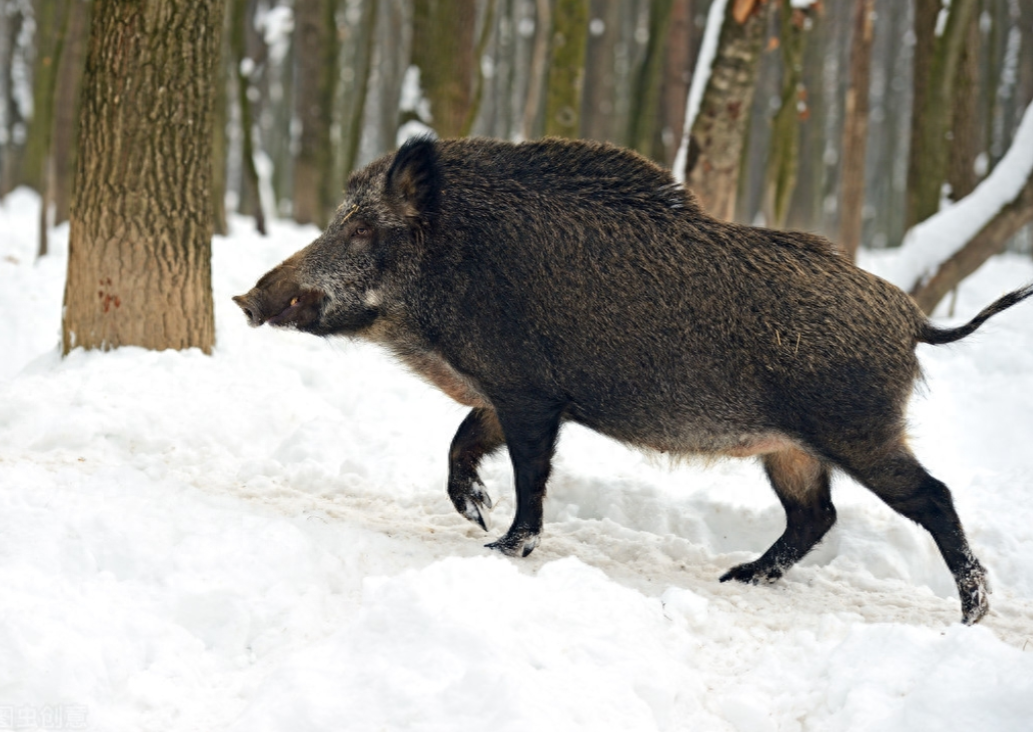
[672,0,728,183]
[881,100,1033,291]
[2,189,1033,730]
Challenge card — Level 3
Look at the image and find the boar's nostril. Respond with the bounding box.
[243,308,255,322]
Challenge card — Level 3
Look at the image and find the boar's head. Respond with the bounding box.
[233,137,440,337]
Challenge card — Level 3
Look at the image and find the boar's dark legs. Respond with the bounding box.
[721,448,836,585]
[485,401,564,558]
[447,408,506,531]
[839,446,990,625]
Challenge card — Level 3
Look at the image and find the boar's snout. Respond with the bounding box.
[233,266,326,331]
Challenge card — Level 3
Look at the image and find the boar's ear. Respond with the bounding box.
[384,136,441,225]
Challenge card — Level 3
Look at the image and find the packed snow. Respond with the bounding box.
[1,188,1032,731]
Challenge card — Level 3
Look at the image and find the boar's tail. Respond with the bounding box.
[918,282,1033,345]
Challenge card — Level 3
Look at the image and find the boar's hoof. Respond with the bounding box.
[719,560,785,585]
[448,477,494,531]
[959,562,991,625]
[486,530,540,558]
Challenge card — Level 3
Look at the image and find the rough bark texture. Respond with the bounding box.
[292,0,338,227]
[411,0,477,139]
[340,0,379,179]
[49,0,90,228]
[911,173,1033,315]
[229,0,265,234]
[521,0,551,139]
[659,0,694,167]
[62,0,221,355]
[763,3,810,230]
[627,0,674,161]
[837,0,875,259]
[685,0,773,221]
[946,7,981,202]
[905,0,979,229]
[544,0,589,138]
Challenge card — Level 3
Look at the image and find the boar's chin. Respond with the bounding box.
[314,301,381,337]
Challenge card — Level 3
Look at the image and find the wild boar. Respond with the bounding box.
[234,136,1032,625]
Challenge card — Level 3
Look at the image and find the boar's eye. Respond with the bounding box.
[354,226,371,237]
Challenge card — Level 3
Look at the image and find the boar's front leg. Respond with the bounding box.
[448,408,506,531]
[485,401,564,558]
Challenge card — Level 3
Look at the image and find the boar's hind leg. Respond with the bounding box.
[448,408,506,531]
[485,402,564,558]
[721,448,835,585]
[841,445,990,625]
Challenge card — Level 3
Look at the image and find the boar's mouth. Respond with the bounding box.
[233,287,326,331]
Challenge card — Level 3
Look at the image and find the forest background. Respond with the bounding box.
[2,0,1033,351]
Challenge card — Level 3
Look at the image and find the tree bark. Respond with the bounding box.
[340,0,379,180]
[658,0,694,167]
[62,0,221,355]
[292,0,338,227]
[905,0,979,230]
[543,0,589,138]
[627,0,675,161]
[763,2,811,230]
[910,174,1033,315]
[837,0,875,259]
[229,0,266,234]
[945,6,981,202]
[411,0,477,139]
[49,0,90,229]
[520,0,551,139]
[685,0,773,221]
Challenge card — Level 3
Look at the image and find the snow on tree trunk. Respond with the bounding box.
[882,100,1033,303]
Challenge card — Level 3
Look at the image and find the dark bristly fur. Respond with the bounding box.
[234,136,1032,625]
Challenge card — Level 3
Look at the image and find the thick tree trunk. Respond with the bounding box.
[229,0,265,234]
[292,0,338,227]
[62,0,221,355]
[658,0,694,167]
[905,0,979,230]
[946,7,981,202]
[49,0,90,229]
[340,0,379,180]
[627,0,674,161]
[837,0,875,259]
[520,0,551,140]
[411,0,477,139]
[543,0,589,138]
[762,2,811,230]
[685,0,773,221]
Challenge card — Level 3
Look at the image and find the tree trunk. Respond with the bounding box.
[411,0,477,139]
[945,6,981,202]
[49,0,90,229]
[905,0,979,230]
[685,0,773,221]
[837,0,875,259]
[340,0,379,180]
[62,0,221,355]
[911,174,1033,314]
[543,0,589,138]
[292,0,338,227]
[229,0,266,234]
[658,0,694,167]
[763,2,811,230]
[520,0,551,140]
[627,0,675,161]
[211,5,229,238]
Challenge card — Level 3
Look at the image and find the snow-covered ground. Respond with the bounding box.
[1,188,1032,731]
